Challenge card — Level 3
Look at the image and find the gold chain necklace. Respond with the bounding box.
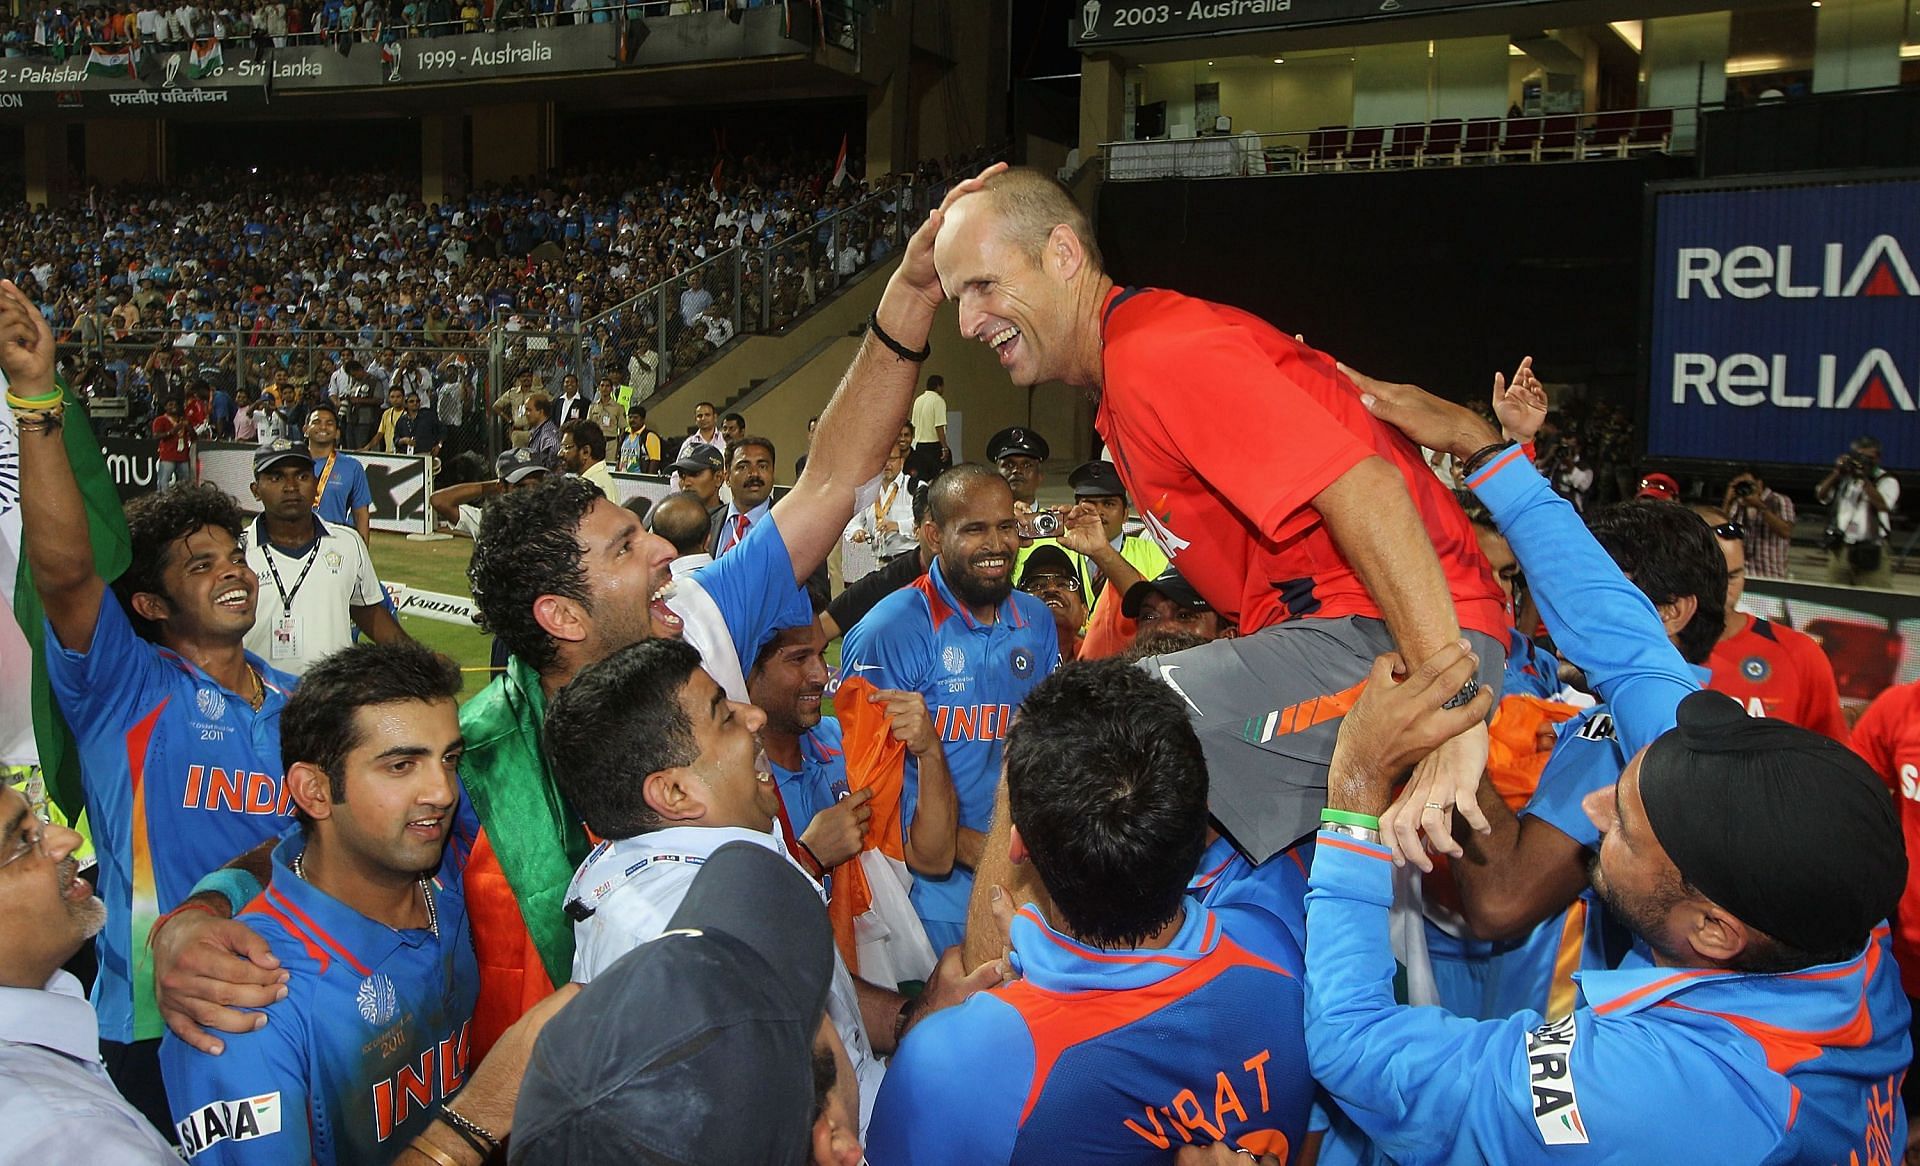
[292,852,440,939]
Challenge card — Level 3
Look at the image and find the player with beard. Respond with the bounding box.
[5,280,298,1134]
[1307,650,1908,1162]
[837,465,1060,957]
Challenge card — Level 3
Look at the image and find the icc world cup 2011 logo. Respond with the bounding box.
[1082,0,1100,37]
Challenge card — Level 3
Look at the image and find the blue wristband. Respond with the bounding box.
[191,867,264,917]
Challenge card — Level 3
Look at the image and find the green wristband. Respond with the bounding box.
[1320,808,1383,831]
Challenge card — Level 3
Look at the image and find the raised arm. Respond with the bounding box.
[2,281,108,653]
[773,167,1006,583]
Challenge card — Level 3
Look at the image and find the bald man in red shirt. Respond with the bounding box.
[932,166,1508,871]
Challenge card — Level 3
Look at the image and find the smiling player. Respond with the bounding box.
[5,279,300,1130]
[837,465,1059,956]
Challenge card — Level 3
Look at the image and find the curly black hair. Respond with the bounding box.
[113,482,248,643]
[1587,499,1728,667]
[468,475,600,675]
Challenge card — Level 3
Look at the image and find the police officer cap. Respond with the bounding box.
[987,427,1049,463]
[1068,460,1126,499]
[1639,690,1904,957]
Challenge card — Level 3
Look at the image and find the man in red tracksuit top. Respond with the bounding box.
[933,166,1508,874]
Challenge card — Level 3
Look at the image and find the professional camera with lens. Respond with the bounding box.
[1733,480,1755,497]
[1018,510,1063,540]
[1842,453,1873,476]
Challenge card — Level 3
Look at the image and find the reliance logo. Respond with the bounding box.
[1675,235,1919,299]
[1671,348,1916,411]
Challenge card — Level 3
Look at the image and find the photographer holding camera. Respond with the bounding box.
[1815,436,1900,589]
[1723,468,1797,580]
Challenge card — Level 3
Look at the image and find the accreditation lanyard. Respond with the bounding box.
[314,452,336,504]
[262,526,323,618]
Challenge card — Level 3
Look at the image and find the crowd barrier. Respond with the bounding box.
[1742,576,1920,721]
[192,440,435,534]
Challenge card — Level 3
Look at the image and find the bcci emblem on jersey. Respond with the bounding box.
[1741,656,1771,683]
[197,686,228,721]
[1010,648,1035,679]
[357,972,399,1026]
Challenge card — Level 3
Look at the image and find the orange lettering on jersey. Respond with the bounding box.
[952,706,977,741]
[1214,1071,1249,1130]
[208,768,245,813]
[933,707,950,739]
[183,765,204,807]
[277,780,299,816]
[1243,1049,1272,1112]
[1123,1105,1173,1150]
[373,1080,395,1143]
[245,771,278,814]
[1162,1104,1197,1143]
[1172,1089,1226,1141]
[372,1024,473,1144]
[1854,1073,1900,1166]
[980,704,998,738]
[437,1022,471,1096]
[395,1052,435,1125]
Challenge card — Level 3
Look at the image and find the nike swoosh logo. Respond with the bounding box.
[1157,664,1204,717]
[849,663,883,673]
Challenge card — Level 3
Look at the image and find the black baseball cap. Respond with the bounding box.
[673,442,726,476]
[496,448,549,486]
[1019,543,1079,588]
[1122,566,1211,619]
[510,843,834,1166]
[252,441,312,477]
[987,426,1050,463]
[1068,460,1126,499]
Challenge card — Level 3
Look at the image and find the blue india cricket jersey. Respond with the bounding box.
[46,590,298,1043]
[160,822,478,1165]
[837,563,1059,945]
[868,903,1313,1164]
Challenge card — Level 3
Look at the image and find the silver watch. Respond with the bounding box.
[1322,821,1382,846]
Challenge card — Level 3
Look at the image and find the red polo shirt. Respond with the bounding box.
[1094,286,1505,641]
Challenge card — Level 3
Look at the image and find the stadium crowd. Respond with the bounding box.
[1,0,777,56]
[3,162,1918,1166]
[4,147,953,464]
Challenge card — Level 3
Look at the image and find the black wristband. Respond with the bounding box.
[868,310,931,363]
[1461,442,1513,481]
[434,1115,491,1160]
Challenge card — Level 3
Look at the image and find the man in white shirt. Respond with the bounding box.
[0,781,178,1163]
[243,443,408,675]
[546,638,1003,1136]
[560,420,615,497]
[1816,435,1901,589]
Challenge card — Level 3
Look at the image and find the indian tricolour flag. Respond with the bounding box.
[85,44,138,80]
[188,37,223,79]
[1,370,130,820]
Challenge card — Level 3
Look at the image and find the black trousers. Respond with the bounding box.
[906,440,946,484]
